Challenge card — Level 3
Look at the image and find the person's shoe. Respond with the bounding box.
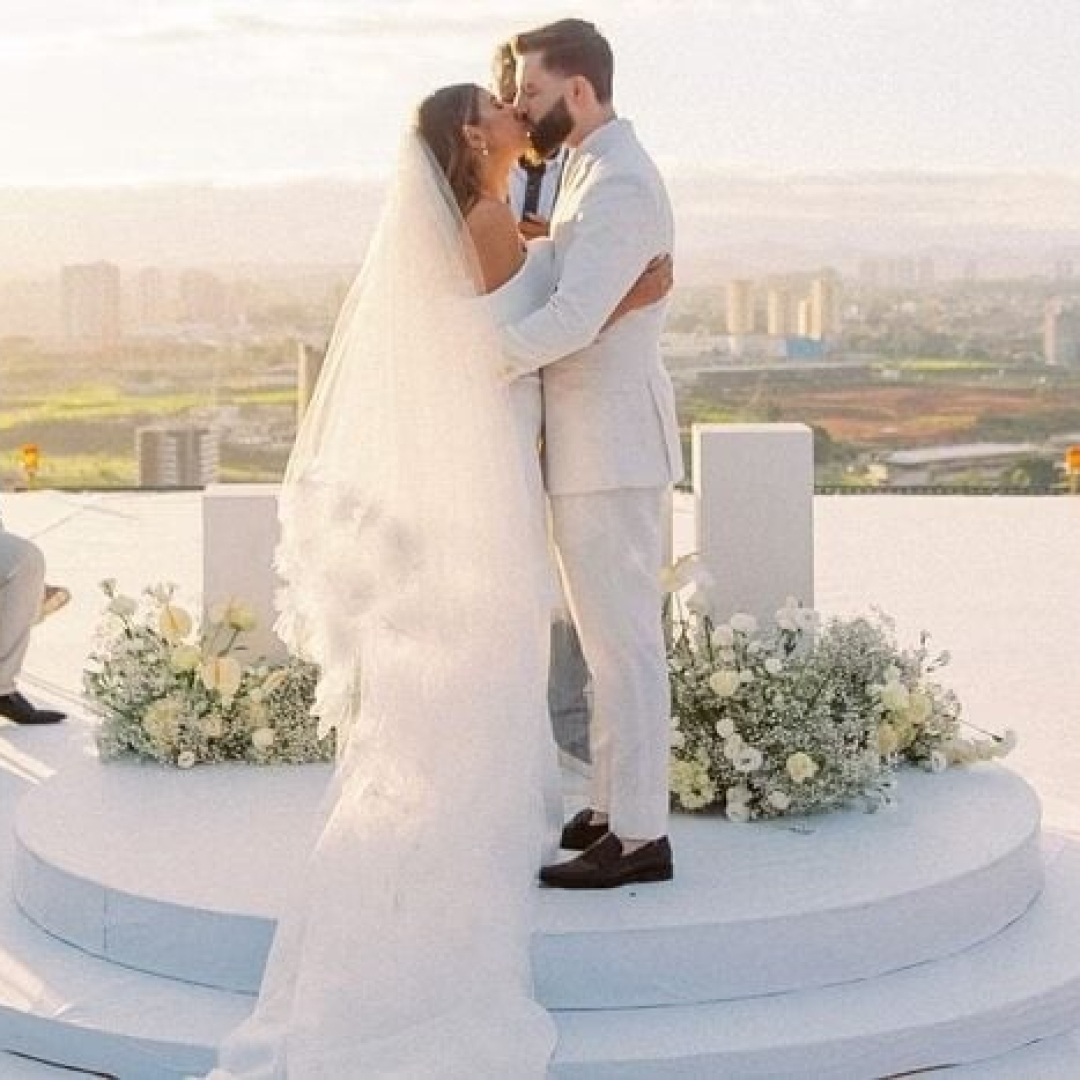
[540,833,673,890]
[560,807,610,851]
[35,584,72,625]
[0,692,65,725]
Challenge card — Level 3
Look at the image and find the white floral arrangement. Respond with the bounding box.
[663,556,1016,820]
[84,580,334,767]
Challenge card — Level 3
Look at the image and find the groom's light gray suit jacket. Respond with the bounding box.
[502,118,684,496]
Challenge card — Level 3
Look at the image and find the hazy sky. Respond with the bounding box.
[4,0,1079,185]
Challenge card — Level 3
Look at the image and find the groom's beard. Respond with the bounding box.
[529,98,573,159]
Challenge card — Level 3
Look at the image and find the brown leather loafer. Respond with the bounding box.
[540,833,673,890]
[560,807,610,851]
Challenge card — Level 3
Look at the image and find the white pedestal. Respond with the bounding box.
[692,423,814,626]
[201,484,286,663]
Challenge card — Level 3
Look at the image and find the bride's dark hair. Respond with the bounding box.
[415,84,483,219]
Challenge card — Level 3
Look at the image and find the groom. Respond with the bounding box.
[501,19,684,889]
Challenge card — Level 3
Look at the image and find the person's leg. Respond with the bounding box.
[550,487,670,842]
[547,617,590,763]
[0,532,46,696]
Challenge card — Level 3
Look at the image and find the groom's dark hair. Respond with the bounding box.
[512,19,614,105]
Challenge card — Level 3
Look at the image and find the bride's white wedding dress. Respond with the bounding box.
[207,134,559,1078]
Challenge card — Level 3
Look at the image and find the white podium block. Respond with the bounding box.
[692,423,814,627]
[202,484,286,664]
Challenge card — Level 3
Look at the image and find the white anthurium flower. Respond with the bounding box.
[786,751,819,784]
[733,745,764,773]
[685,580,715,617]
[659,553,700,594]
[223,600,258,632]
[730,612,757,635]
[708,670,742,699]
[159,604,193,642]
[108,595,137,618]
[200,656,243,700]
[261,669,288,696]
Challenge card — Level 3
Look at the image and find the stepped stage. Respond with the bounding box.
[1,739,1080,1078]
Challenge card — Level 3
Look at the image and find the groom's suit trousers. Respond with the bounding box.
[0,530,45,696]
[550,486,669,841]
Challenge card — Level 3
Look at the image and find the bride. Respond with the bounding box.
[207,83,666,1079]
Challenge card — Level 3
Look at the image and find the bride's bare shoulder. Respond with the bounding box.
[464,197,524,294]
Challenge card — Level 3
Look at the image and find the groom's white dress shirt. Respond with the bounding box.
[501,117,682,841]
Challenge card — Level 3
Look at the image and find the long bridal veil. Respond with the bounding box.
[209,129,556,1077]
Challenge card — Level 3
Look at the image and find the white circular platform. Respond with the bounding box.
[12,756,1044,1010]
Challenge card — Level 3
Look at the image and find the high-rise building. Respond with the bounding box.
[796,297,813,338]
[179,270,228,326]
[136,425,220,488]
[807,276,840,341]
[726,279,755,335]
[134,267,169,330]
[766,286,795,336]
[1045,302,1080,366]
[61,262,121,349]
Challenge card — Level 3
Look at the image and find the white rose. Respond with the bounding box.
[767,789,792,811]
[170,644,202,673]
[877,722,901,756]
[670,729,686,749]
[711,625,735,649]
[722,734,745,761]
[905,690,933,726]
[708,670,742,699]
[159,604,193,642]
[726,801,751,823]
[714,717,736,738]
[878,680,910,713]
[739,669,754,684]
[786,751,819,784]
[251,727,276,751]
[733,746,764,773]
[730,612,757,635]
[764,657,784,676]
[200,713,224,739]
[177,750,196,769]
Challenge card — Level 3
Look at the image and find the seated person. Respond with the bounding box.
[0,520,67,725]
